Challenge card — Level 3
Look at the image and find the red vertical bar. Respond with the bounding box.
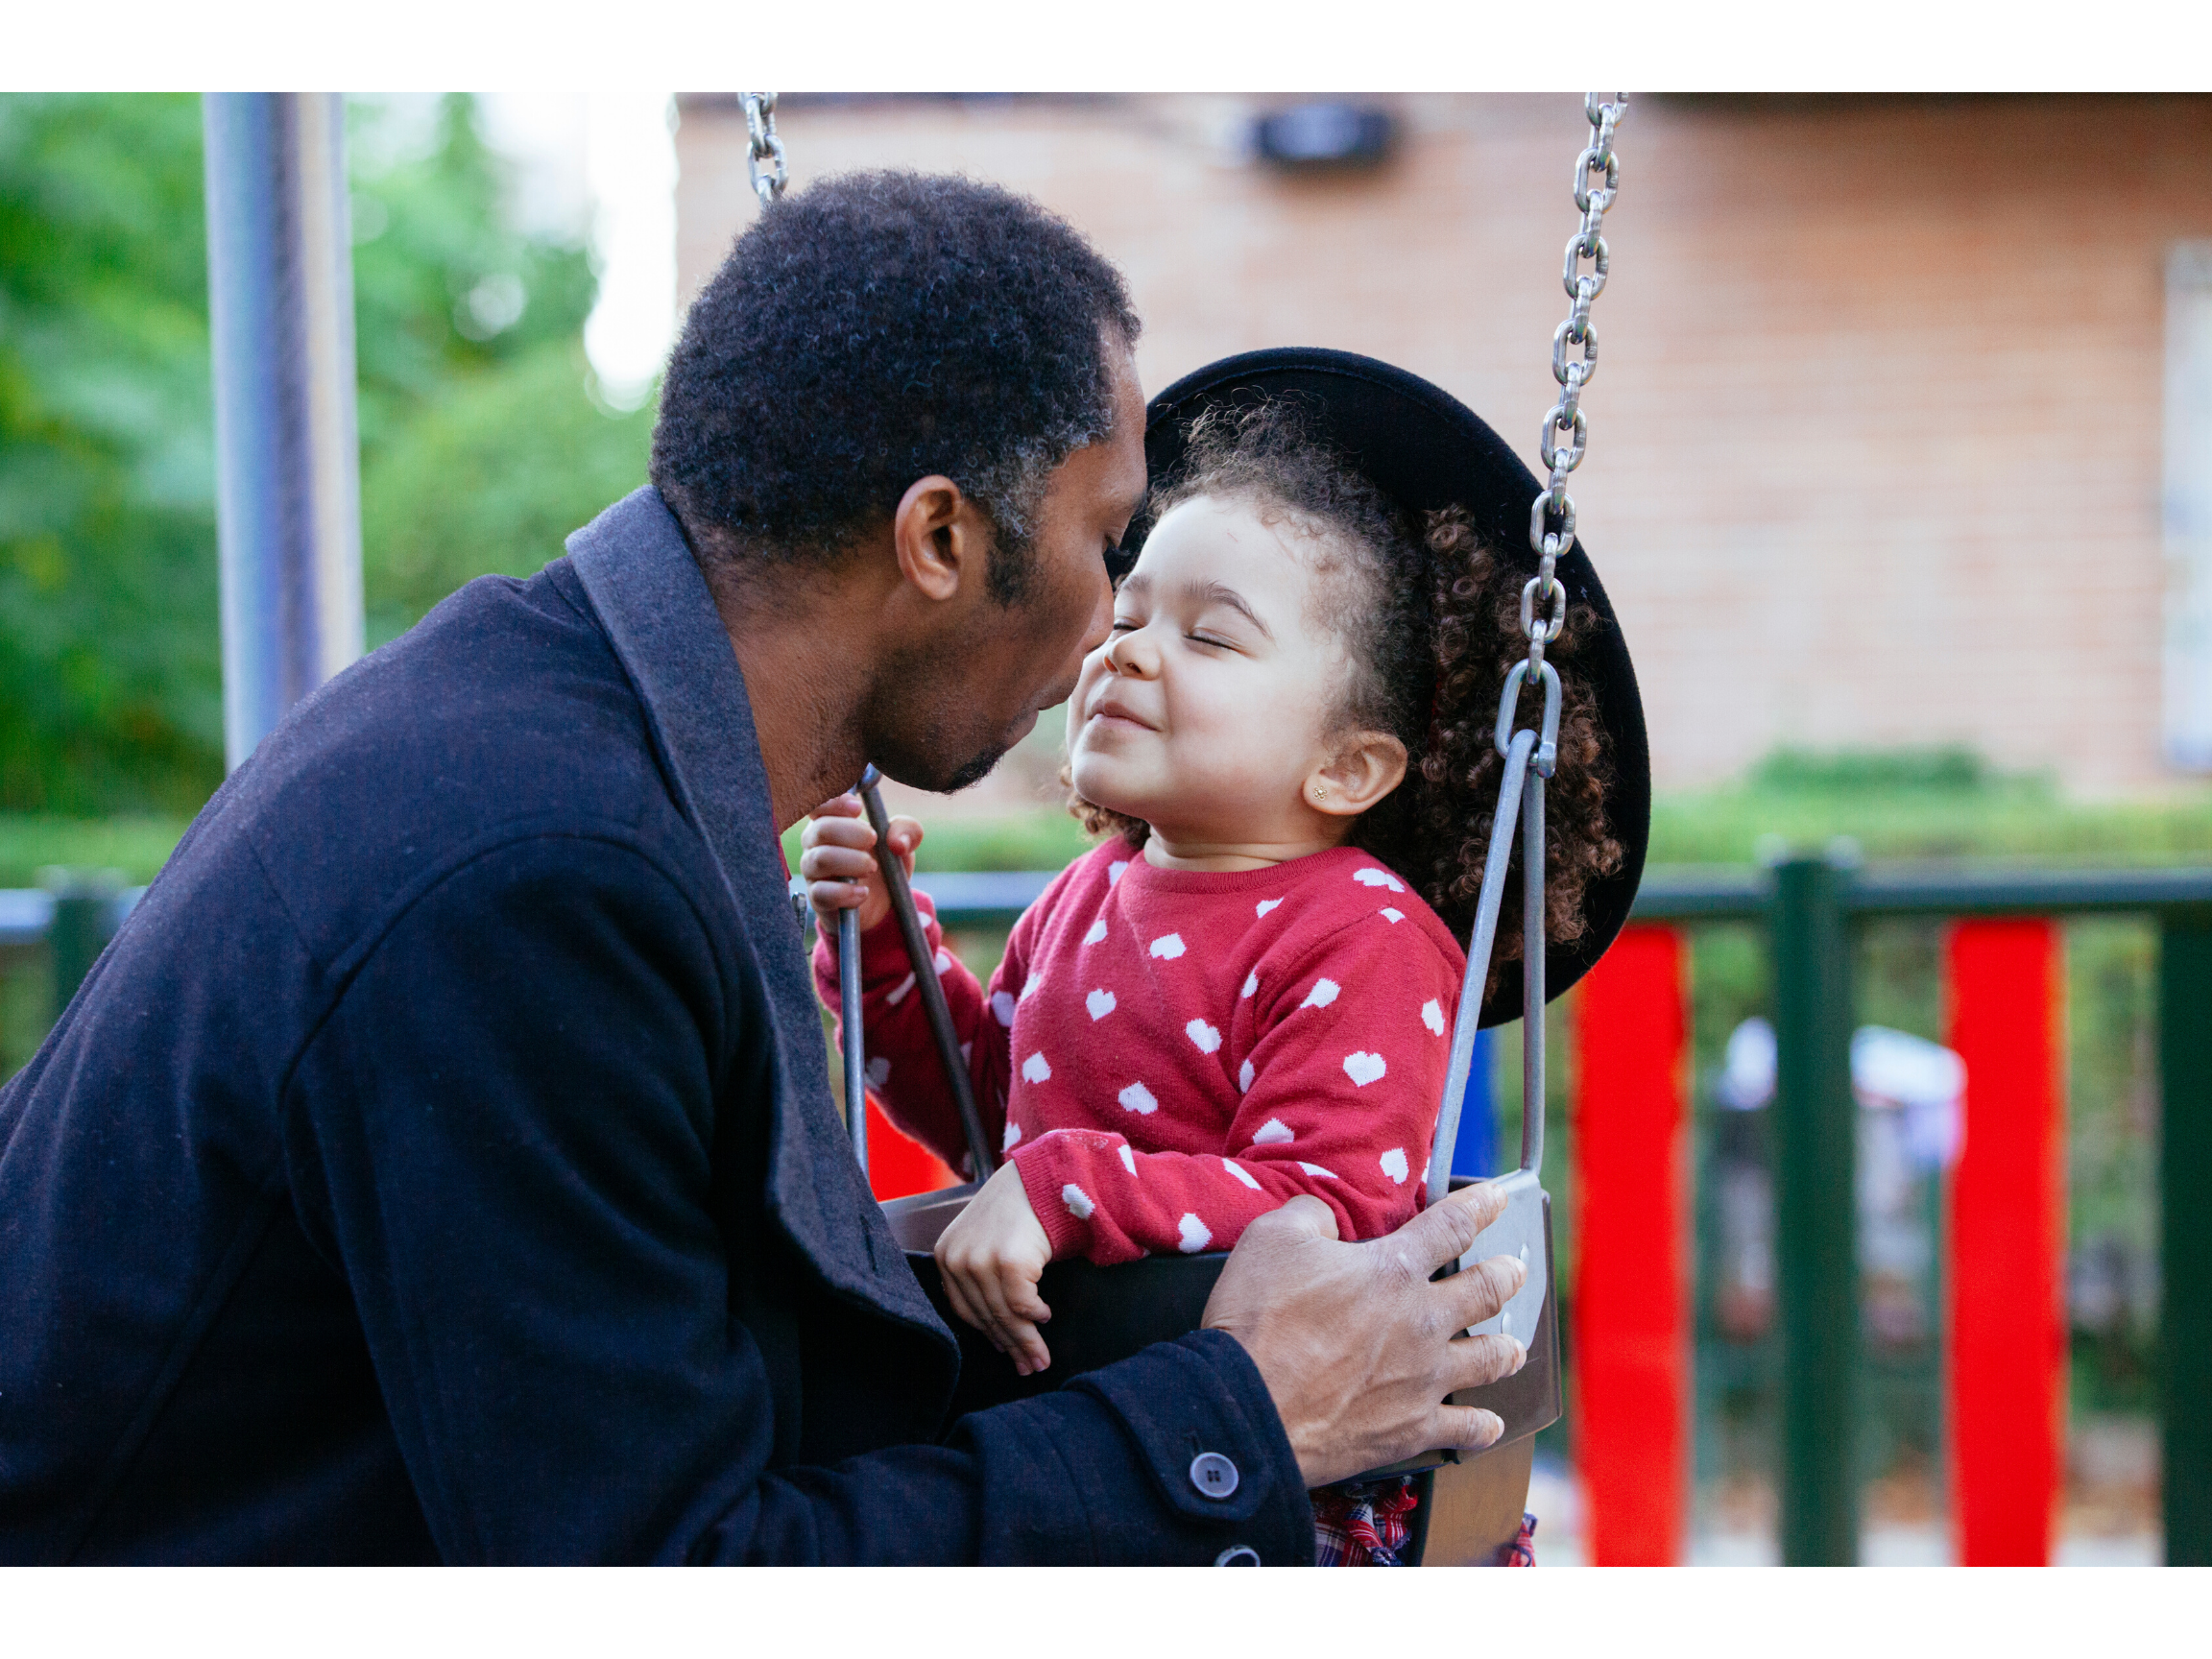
[1945,919,2064,1566]
[1571,924,1690,1565]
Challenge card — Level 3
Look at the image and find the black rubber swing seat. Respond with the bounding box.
[884,1177,1558,1429]
[883,1176,1566,1567]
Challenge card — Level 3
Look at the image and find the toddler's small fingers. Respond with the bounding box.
[1008,1281,1053,1326]
[800,845,874,884]
[1006,1320,1051,1375]
[972,1262,1038,1362]
[937,1268,980,1334]
[804,858,864,892]
[803,818,877,856]
[807,878,868,915]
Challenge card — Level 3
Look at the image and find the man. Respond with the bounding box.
[0,172,1526,1564]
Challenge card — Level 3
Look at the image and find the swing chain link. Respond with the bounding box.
[1523,93,1626,688]
[741,91,788,207]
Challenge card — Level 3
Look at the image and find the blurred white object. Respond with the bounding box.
[467,90,672,404]
[582,91,678,408]
[475,92,590,242]
[1715,1016,1777,1111]
[1851,1024,1965,1170]
[1712,1017,1964,1172]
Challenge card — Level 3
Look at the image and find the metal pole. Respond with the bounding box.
[856,769,996,1183]
[1770,854,1860,1564]
[1520,767,1547,1173]
[839,905,870,1180]
[203,93,365,771]
[2159,911,2212,1565]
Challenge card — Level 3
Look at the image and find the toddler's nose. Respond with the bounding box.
[1102,630,1157,679]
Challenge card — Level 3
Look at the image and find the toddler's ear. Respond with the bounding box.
[1305,732,1408,820]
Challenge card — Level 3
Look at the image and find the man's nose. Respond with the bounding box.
[1077,574,1115,658]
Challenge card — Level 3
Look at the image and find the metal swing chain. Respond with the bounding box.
[1522,93,1626,685]
[741,91,788,207]
[1432,93,1627,1212]
[1429,94,1629,1201]
[1507,94,1625,1173]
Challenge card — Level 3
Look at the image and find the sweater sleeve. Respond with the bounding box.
[810,889,1020,1177]
[1012,915,1459,1264]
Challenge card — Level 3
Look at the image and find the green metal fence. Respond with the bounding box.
[1631,855,2212,1564]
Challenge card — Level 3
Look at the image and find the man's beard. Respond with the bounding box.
[856,642,1022,795]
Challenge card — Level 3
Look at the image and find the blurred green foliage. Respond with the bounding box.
[0,94,224,814]
[0,812,190,886]
[0,92,651,813]
[349,96,653,646]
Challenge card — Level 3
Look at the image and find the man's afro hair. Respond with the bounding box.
[652,170,1141,599]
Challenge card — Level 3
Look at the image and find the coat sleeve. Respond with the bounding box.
[286,834,1313,1564]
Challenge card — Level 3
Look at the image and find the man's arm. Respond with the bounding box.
[282,832,1318,1563]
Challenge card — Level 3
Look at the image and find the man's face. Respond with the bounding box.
[867,349,1148,792]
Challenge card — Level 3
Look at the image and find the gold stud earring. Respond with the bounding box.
[1312,783,1330,802]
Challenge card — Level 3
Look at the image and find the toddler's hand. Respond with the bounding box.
[935,1161,1055,1375]
[800,793,922,936]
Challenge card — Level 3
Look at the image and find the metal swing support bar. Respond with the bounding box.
[1425,662,1563,1204]
[854,767,998,1184]
[837,902,869,1180]
[201,93,366,772]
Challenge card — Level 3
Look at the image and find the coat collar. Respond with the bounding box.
[564,487,951,1347]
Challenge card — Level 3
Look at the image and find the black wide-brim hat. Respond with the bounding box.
[1131,347,1650,1028]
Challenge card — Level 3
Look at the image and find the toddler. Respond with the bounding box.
[804,400,1620,1562]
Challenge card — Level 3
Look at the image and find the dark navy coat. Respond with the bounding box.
[0,488,1312,1564]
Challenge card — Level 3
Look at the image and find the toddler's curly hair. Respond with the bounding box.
[1068,400,1623,998]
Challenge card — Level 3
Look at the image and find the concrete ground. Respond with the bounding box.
[1520,1453,2162,1566]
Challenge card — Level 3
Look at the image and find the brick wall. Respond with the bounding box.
[674,93,2212,794]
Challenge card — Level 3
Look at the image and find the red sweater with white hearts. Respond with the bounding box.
[811,838,1465,1264]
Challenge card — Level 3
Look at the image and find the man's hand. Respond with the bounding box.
[799,794,923,935]
[935,1162,1056,1376]
[1201,1184,1528,1488]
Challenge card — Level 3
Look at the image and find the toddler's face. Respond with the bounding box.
[1066,493,1355,846]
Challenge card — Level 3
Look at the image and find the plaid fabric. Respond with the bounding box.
[1498,1511,1539,1566]
[1310,1477,1420,1566]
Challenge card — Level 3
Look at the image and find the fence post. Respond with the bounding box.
[1770,854,1859,1564]
[41,868,125,1016]
[1570,924,1689,1564]
[1945,919,2063,1565]
[2161,911,2212,1565]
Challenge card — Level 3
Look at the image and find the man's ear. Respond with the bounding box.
[891,474,989,603]
[1305,732,1409,819]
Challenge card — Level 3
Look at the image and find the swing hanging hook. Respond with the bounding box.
[1494,659,1563,780]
